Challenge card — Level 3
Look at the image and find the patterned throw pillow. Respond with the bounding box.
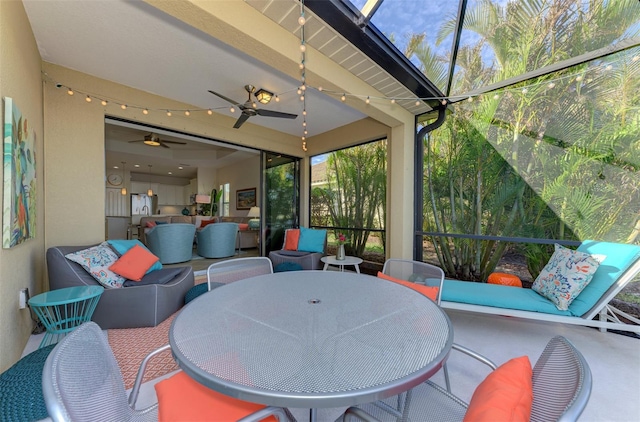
[65,242,125,289]
[532,244,601,311]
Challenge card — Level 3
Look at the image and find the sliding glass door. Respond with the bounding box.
[262,153,300,255]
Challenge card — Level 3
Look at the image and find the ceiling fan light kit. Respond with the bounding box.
[129,132,187,149]
[208,84,297,129]
[255,88,273,104]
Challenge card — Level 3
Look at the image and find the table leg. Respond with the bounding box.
[309,408,317,422]
[323,262,329,271]
[355,264,360,274]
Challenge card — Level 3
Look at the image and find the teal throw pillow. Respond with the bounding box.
[107,239,162,273]
[297,227,326,253]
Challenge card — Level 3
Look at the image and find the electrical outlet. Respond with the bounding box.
[19,288,29,309]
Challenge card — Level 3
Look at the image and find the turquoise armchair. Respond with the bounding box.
[146,223,196,264]
[196,222,239,258]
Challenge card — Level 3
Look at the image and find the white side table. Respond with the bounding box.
[321,255,363,273]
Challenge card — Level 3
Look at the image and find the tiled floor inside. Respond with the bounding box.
[24,277,639,422]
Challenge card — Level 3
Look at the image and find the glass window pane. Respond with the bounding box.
[420,46,640,280]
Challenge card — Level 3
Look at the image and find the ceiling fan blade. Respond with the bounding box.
[255,109,298,119]
[208,89,242,106]
[128,140,145,143]
[159,142,171,149]
[233,113,251,129]
[161,140,187,145]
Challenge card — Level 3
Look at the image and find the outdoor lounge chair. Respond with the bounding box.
[440,240,640,333]
[341,336,592,422]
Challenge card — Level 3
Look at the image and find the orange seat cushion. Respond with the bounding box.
[155,371,277,422]
[488,272,522,287]
[377,272,439,301]
[463,356,533,422]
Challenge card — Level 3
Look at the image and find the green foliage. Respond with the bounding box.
[311,141,387,257]
[416,0,640,280]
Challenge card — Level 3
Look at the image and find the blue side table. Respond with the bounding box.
[28,286,104,348]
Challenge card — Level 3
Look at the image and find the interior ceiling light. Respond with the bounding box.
[143,134,161,146]
[254,89,273,104]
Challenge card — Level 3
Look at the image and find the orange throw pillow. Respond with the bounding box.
[463,356,533,422]
[283,229,300,251]
[377,271,439,301]
[109,244,159,281]
[200,219,216,228]
[155,371,277,422]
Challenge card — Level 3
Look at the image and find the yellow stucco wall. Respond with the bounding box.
[0,0,46,372]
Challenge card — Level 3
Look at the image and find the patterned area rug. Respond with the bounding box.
[108,275,207,389]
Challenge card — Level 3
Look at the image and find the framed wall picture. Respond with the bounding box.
[236,188,256,210]
[3,97,37,248]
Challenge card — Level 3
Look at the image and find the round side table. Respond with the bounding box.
[321,255,363,273]
[28,286,104,348]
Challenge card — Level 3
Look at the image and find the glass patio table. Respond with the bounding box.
[169,271,453,421]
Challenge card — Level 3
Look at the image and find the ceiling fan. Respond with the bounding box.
[208,85,298,129]
[128,133,187,149]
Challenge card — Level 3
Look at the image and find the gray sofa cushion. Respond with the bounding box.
[122,268,183,287]
[46,245,194,329]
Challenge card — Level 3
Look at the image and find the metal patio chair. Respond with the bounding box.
[341,336,592,422]
[42,322,289,422]
[381,259,445,304]
[207,257,274,291]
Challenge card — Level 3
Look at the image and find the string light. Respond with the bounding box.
[45,47,632,139]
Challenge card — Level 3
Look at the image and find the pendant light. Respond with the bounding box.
[120,161,127,195]
[147,165,153,196]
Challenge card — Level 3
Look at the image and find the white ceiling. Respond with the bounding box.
[23,0,367,138]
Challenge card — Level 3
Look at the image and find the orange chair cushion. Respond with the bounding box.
[488,272,522,287]
[283,229,300,251]
[377,272,439,301]
[155,371,277,422]
[108,244,159,281]
[463,356,533,422]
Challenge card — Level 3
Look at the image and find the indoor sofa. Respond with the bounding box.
[46,245,194,329]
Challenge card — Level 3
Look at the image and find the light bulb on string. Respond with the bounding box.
[300,43,306,52]
[230,106,235,113]
[365,96,370,104]
[441,99,448,105]
[340,94,346,102]
[301,84,306,91]
[275,96,280,102]
[298,15,306,26]
[301,136,306,141]
[143,109,149,115]
[318,86,323,92]
[101,100,108,106]
[299,62,305,70]
[415,99,421,106]
[85,95,92,103]
[166,110,172,117]
[521,88,528,94]
[302,110,307,116]
[121,104,127,110]
[302,121,307,127]
[297,88,302,95]
[575,75,583,82]
[300,95,305,101]
[185,110,190,116]
[547,82,556,89]
[390,98,395,104]
[207,109,213,115]
[67,88,74,96]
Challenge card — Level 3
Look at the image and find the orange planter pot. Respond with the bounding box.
[488,272,522,288]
